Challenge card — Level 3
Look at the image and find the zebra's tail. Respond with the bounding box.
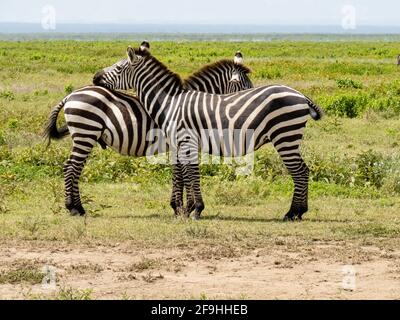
[43,96,70,146]
[305,96,324,121]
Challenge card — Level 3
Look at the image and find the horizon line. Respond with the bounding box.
[2,22,400,27]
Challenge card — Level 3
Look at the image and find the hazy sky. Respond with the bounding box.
[1,0,399,25]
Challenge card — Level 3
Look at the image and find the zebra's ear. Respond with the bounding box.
[140,41,150,52]
[126,46,136,64]
[234,51,244,65]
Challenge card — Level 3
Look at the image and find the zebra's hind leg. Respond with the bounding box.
[71,161,87,216]
[276,145,309,221]
[64,159,78,215]
[170,163,185,216]
[64,136,95,216]
[182,163,204,220]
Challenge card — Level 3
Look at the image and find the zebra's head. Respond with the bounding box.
[93,41,150,90]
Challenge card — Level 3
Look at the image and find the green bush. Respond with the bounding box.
[254,66,282,80]
[354,150,387,188]
[0,90,15,101]
[336,78,363,89]
[306,152,353,186]
[0,130,6,146]
[253,150,286,179]
[64,84,74,94]
[324,93,368,118]
[382,168,400,195]
[7,119,19,129]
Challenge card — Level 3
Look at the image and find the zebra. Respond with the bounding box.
[93,44,324,221]
[397,54,400,66]
[44,48,253,216]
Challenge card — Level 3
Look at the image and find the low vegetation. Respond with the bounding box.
[0,40,399,253]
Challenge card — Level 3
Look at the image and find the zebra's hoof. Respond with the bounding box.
[69,206,86,216]
[283,214,295,222]
[69,208,81,216]
[283,208,306,221]
[75,205,86,216]
[192,214,201,221]
[283,206,308,221]
[186,203,195,215]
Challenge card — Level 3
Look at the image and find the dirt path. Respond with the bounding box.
[0,241,399,299]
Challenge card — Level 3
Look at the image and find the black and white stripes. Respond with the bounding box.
[94,45,324,220]
[44,50,253,216]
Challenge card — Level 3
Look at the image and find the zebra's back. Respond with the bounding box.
[64,86,163,157]
[176,85,314,156]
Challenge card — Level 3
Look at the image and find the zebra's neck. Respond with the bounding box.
[133,58,183,128]
[183,59,252,93]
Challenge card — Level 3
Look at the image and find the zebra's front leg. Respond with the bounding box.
[170,163,185,216]
[281,156,309,221]
[185,189,195,216]
[182,163,204,220]
[172,165,195,216]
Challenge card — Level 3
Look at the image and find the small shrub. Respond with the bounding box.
[19,216,46,235]
[48,180,65,215]
[64,84,74,94]
[30,53,45,61]
[0,184,9,214]
[34,89,48,96]
[214,183,250,206]
[382,174,400,195]
[56,287,92,300]
[0,130,6,146]
[255,67,282,80]
[307,152,353,186]
[0,90,15,101]
[355,150,386,188]
[336,78,363,89]
[325,94,367,118]
[253,151,285,179]
[0,268,43,285]
[127,258,162,272]
[141,272,164,283]
[186,225,212,238]
[7,118,19,129]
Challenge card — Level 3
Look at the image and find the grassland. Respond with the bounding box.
[0,40,400,299]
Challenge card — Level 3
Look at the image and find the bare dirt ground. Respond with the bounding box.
[0,240,399,300]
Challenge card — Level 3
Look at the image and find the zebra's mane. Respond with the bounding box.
[184,59,251,83]
[135,48,184,89]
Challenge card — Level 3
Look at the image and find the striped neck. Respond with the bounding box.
[132,57,184,127]
[184,59,252,94]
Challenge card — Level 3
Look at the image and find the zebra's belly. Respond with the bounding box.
[180,129,261,158]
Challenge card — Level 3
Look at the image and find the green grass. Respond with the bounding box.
[0,40,400,251]
[0,260,44,285]
[0,269,43,285]
[55,287,93,300]
[25,287,94,300]
[0,177,399,249]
